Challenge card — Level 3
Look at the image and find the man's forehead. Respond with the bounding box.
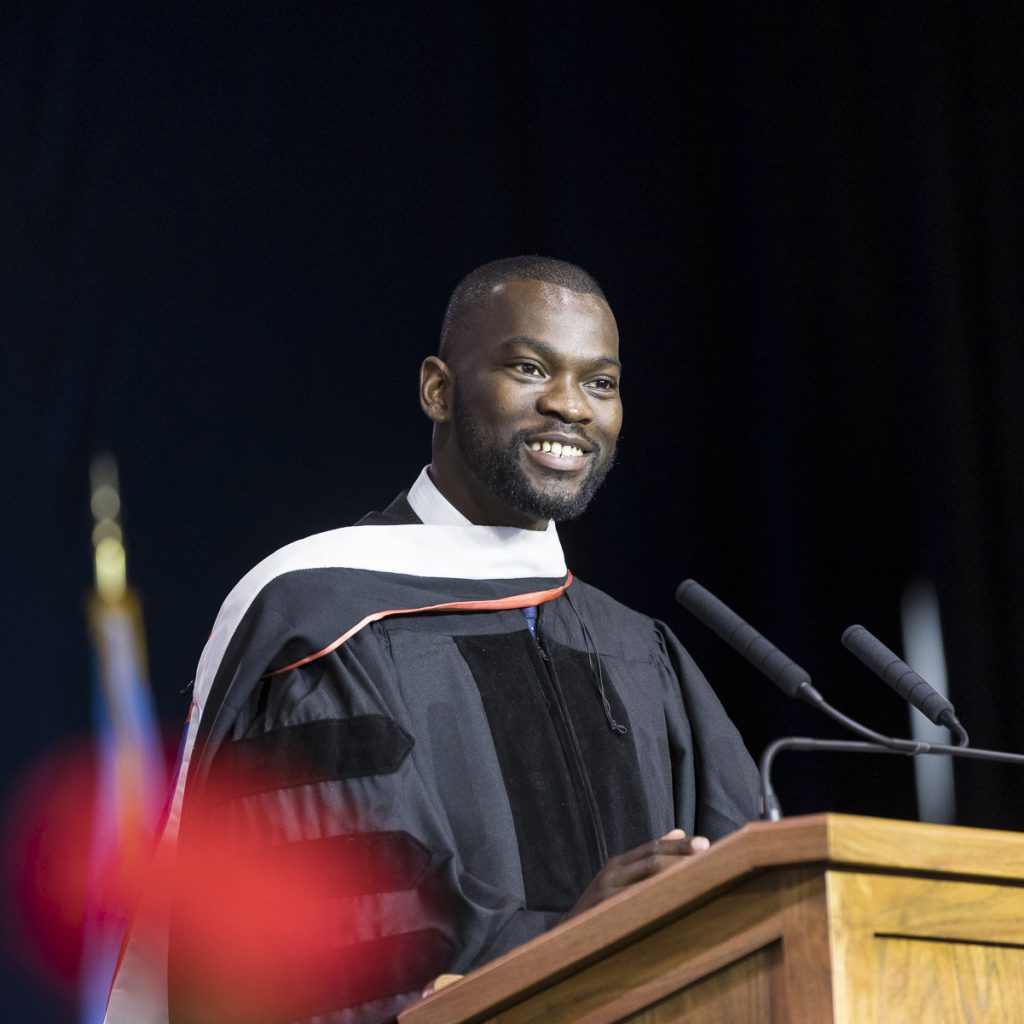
[445,276,619,366]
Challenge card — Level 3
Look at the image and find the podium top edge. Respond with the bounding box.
[732,812,1024,881]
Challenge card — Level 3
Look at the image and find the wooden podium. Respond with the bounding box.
[400,814,1024,1023]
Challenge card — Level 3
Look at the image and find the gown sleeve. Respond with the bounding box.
[652,620,761,838]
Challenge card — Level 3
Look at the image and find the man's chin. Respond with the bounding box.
[459,437,612,524]
[508,478,598,523]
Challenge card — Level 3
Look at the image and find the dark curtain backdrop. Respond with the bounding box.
[2,4,1022,1020]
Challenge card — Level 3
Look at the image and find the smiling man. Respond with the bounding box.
[105,257,758,1024]
[422,273,622,529]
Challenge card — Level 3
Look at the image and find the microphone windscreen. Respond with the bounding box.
[842,625,955,725]
[676,579,812,697]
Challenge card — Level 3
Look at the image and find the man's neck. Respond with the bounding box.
[407,466,556,534]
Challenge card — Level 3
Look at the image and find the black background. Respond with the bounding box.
[3,4,1023,1020]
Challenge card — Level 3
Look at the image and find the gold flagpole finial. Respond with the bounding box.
[90,452,127,603]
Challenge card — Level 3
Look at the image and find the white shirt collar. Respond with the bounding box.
[407,465,560,537]
[407,465,473,525]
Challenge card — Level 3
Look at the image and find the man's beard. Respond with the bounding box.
[453,402,616,523]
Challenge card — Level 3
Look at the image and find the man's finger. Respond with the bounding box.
[683,835,711,852]
[607,831,712,884]
[616,844,710,887]
[656,832,710,855]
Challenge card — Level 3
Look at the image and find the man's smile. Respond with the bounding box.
[521,427,597,473]
[524,438,591,471]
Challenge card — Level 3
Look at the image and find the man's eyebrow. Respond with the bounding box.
[499,336,622,370]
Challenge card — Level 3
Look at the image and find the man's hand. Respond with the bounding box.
[566,829,711,918]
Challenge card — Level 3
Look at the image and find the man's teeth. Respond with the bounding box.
[529,441,584,458]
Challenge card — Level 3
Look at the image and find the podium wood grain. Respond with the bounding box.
[400,814,1024,1023]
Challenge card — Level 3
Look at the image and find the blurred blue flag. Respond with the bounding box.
[80,583,166,1021]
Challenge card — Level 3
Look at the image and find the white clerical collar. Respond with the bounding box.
[407,465,560,536]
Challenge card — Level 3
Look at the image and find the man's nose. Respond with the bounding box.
[537,375,592,422]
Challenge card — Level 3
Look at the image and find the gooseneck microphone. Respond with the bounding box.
[676,580,924,819]
[675,580,924,752]
[675,579,1024,821]
[841,624,969,745]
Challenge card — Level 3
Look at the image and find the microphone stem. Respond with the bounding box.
[795,683,930,754]
[759,736,1024,821]
[758,737,909,821]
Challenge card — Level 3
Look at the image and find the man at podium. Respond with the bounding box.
[105,256,759,1024]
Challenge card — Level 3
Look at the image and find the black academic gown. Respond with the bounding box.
[167,495,759,1024]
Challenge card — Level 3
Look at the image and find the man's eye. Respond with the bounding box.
[516,362,544,376]
[587,377,618,392]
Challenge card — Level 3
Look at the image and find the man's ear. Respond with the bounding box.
[420,356,452,423]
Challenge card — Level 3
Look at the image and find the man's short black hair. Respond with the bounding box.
[439,255,607,359]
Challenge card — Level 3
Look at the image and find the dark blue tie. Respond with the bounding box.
[521,605,538,637]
